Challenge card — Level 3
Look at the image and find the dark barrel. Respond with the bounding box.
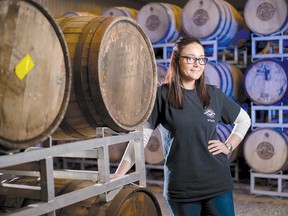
[53,16,157,140]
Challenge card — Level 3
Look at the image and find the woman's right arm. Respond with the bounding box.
[111,123,154,178]
[111,86,163,178]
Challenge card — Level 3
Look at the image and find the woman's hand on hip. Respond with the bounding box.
[208,140,230,155]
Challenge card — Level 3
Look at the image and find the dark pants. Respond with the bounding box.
[167,191,235,216]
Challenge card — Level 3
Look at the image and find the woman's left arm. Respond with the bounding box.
[208,108,251,155]
[225,108,251,150]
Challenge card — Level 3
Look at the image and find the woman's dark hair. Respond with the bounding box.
[165,36,210,109]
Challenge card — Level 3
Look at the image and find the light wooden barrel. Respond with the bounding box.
[0,178,162,215]
[243,128,288,174]
[182,0,250,47]
[108,142,128,163]
[156,63,168,86]
[244,0,288,35]
[136,3,182,44]
[53,16,157,140]
[101,7,138,19]
[216,123,241,163]
[205,61,247,103]
[145,127,164,165]
[244,58,288,105]
[62,11,97,17]
[0,0,71,150]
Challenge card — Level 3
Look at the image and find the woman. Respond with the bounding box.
[112,37,251,216]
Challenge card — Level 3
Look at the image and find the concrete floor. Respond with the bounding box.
[147,183,288,216]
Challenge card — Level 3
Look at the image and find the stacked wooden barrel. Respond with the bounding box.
[0,0,71,150]
[182,0,250,47]
[53,16,157,140]
[101,6,138,19]
[136,3,182,44]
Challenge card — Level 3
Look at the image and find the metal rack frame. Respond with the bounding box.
[250,103,288,198]
[153,40,218,64]
[0,128,146,216]
[230,161,240,182]
[153,40,247,68]
[218,47,247,68]
[251,32,288,61]
[251,103,288,129]
[250,170,288,197]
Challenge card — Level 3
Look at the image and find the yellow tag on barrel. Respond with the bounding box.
[15,54,35,80]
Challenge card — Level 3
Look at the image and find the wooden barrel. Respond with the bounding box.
[57,181,162,216]
[244,58,288,105]
[0,177,162,215]
[145,127,164,165]
[53,16,157,140]
[62,11,97,17]
[0,0,71,150]
[0,177,72,212]
[216,123,241,163]
[182,0,250,47]
[109,142,128,163]
[156,63,168,86]
[205,61,247,103]
[244,0,288,35]
[243,128,288,174]
[101,7,138,19]
[136,3,182,44]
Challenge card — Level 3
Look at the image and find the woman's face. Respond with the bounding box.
[178,42,206,85]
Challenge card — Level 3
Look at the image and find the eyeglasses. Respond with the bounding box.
[179,56,208,65]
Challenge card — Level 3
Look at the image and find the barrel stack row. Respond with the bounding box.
[242,0,288,175]
[245,0,288,177]
[100,0,286,45]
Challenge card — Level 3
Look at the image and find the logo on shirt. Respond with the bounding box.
[204,108,216,122]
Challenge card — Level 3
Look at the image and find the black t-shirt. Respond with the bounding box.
[148,84,240,202]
